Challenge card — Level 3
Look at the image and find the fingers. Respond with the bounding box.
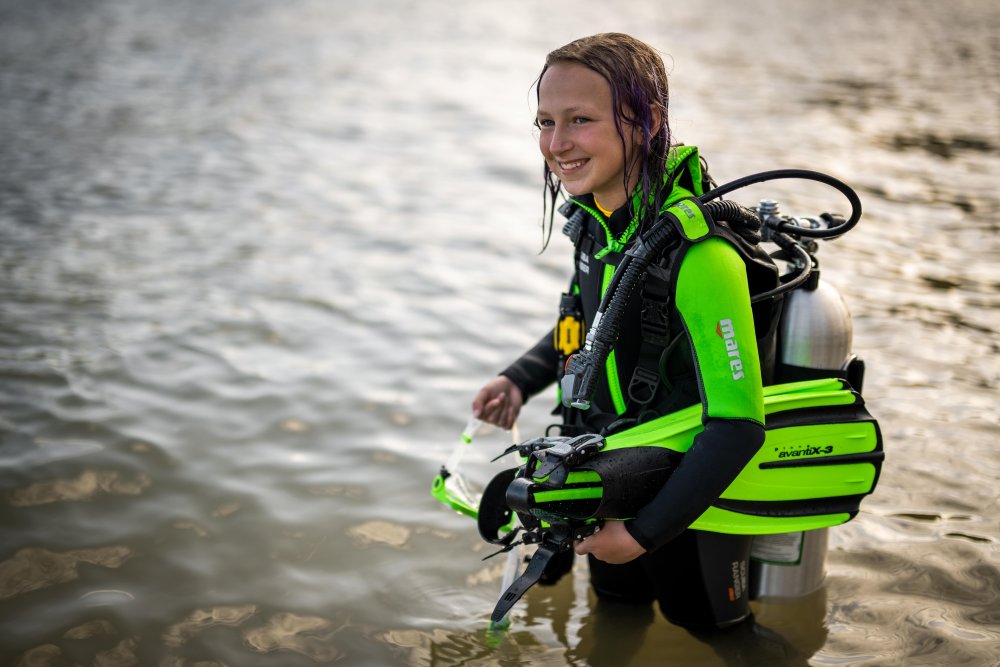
[496,395,522,431]
[499,382,523,431]
[471,377,522,430]
[470,386,492,419]
[474,392,509,429]
[484,393,508,428]
[573,523,646,565]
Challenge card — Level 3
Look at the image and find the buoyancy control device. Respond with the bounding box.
[432,169,883,622]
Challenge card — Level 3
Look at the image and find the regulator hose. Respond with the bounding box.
[753,231,814,302]
[701,168,862,238]
[705,199,764,244]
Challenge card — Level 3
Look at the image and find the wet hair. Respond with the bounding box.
[536,33,672,248]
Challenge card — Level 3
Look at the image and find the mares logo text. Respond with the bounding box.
[716,318,744,380]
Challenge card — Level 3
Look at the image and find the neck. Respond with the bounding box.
[593,195,614,217]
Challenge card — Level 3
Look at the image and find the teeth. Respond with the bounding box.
[560,159,586,170]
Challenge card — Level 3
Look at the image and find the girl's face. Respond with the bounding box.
[537,61,639,210]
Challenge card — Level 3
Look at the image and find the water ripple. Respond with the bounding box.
[1,0,998,665]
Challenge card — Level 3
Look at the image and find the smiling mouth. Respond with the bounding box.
[558,159,588,172]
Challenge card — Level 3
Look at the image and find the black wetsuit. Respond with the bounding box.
[501,147,780,629]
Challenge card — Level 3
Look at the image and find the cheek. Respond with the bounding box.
[628,127,647,158]
[538,133,552,157]
[596,129,625,159]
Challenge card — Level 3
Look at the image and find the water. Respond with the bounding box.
[1,0,997,665]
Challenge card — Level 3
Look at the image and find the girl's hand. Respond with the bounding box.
[472,376,523,430]
[574,520,646,564]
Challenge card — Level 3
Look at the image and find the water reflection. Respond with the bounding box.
[162,604,258,647]
[376,565,831,666]
[31,636,136,667]
[884,131,996,160]
[210,501,242,518]
[348,520,412,549]
[63,619,117,640]
[1,0,998,664]
[0,546,133,599]
[242,611,345,662]
[12,607,352,666]
[381,627,571,666]
[80,589,135,607]
[13,645,69,667]
[91,638,139,666]
[6,469,151,506]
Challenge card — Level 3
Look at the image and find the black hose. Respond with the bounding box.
[592,221,675,351]
[750,232,813,303]
[701,169,862,238]
[593,199,752,325]
[565,200,733,408]
[706,199,763,243]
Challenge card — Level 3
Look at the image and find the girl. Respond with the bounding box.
[472,33,777,631]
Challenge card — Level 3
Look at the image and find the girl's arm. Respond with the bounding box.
[625,237,766,551]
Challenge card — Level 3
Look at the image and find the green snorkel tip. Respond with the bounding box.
[484,539,523,646]
[430,469,447,499]
[484,615,511,647]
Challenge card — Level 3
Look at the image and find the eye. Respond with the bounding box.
[535,118,554,129]
[572,116,591,124]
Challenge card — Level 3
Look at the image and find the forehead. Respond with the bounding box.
[537,61,612,113]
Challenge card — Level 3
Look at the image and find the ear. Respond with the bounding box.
[649,104,664,138]
[630,104,663,147]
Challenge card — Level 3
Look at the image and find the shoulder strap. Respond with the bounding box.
[626,196,780,423]
[559,200,586,246]
[663,198,716,243]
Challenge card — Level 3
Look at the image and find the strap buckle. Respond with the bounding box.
[640,297,671,346]
[627,366,660,406]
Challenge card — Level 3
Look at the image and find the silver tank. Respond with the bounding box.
[778,279,853,370]
[751,253,857,600]
[749,528,829,600]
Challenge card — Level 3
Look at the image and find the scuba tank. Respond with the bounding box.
[750,198,866,600]
[763,197,865,391]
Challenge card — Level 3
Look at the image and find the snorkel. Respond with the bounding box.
[430,419,523,633]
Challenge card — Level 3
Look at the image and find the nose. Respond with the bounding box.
[545,123,572,156]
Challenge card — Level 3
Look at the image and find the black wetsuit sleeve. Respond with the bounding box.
[626,419,764,551]
[500,329,558,401]
[625,238,767,551]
